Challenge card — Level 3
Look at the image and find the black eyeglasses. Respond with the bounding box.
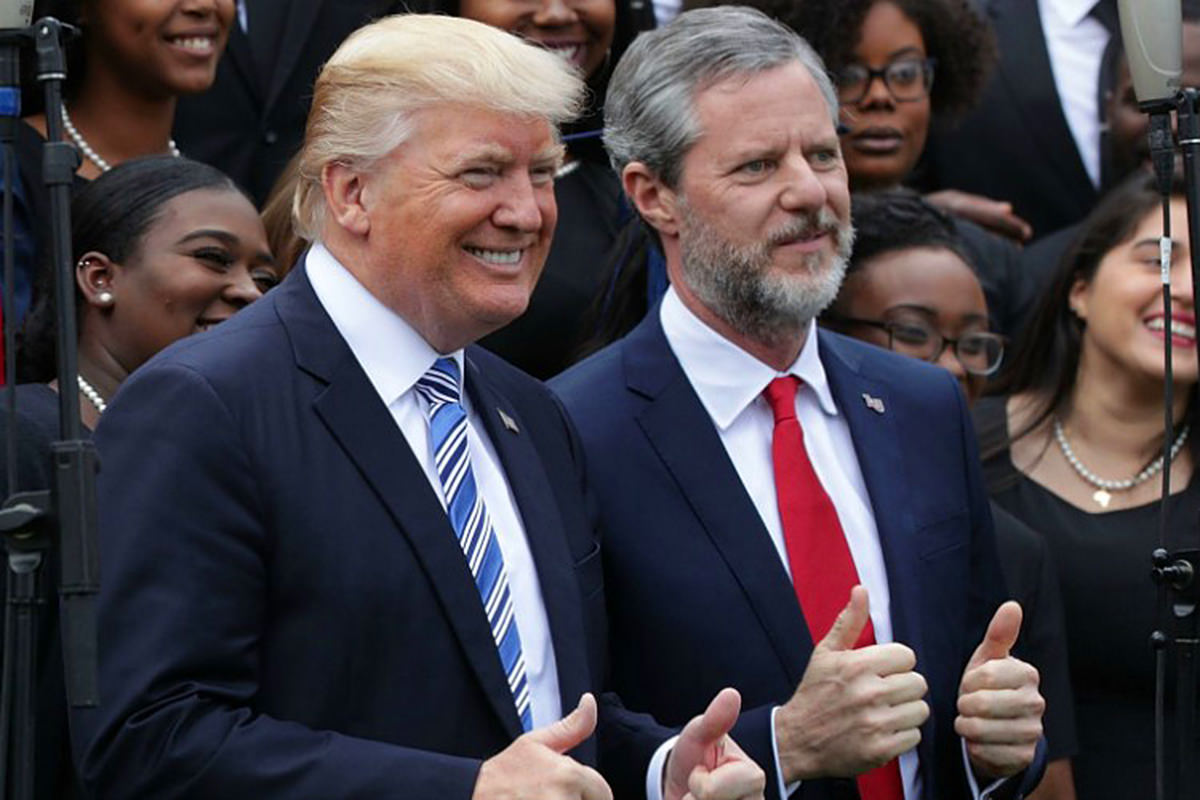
[836,57,936,105]
[825,313,1005,376]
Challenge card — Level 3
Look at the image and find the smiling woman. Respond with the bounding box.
[2,0,236,376]
[2,154,274,800]
[979,171,1199,800]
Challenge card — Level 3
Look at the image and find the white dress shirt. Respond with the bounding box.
[305,243,563,729]
[1040,0,1114,187]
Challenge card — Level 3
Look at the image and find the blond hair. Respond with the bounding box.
[294,13,586,240]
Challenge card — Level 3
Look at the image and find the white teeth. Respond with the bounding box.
[465,247,523,265]
[172,36,214,52]
[1147,318,1196,338]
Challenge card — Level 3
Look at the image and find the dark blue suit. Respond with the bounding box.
[551,312,1038,800]
[71,266,667,798]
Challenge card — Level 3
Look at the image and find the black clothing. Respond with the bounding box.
[481,161,626,379]
[990,502,1078,762]
[917,0,1098,240]
[173,1,405,205]
[976,397,1200,799]
[0,383,88,800]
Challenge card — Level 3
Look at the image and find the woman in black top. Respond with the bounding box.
[3,155,276,800]
[978,172,1199,799]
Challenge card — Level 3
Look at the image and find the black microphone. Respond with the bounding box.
[1119,0,1183,193]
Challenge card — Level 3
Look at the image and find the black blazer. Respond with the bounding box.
[917,0,1098,240]
[173,0,405,204]
[71,263,668,798]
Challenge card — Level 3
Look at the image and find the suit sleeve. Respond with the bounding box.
[71,363,481,799]
[951,378,1048,799]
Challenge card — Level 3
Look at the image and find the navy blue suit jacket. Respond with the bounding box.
[552,312,1039,800]
[71,266,668,798]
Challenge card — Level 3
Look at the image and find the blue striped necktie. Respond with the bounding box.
[414,357,532,732]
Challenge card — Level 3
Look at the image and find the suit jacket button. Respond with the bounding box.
[263,130,278,145]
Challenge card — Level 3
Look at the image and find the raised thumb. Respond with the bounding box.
[968,601,1022,669]
[527,692,598,754]
[814,585,870,653]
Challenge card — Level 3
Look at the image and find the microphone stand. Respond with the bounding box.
[0,17,95,800]
[1152,85,1200,800]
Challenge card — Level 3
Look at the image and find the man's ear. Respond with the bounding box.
[322,162,371,237]
[623,162,681,238]
[76,252,117,309]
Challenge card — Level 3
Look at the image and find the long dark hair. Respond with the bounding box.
[18,156,243,382]
[985,171,1197,458]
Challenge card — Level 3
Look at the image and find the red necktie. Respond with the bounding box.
[763,376,905,800]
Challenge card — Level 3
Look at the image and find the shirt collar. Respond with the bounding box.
[658,286,839,430]
[1046,0,1104,28]
[305,242,465,405]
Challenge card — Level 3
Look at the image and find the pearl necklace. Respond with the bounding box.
[61,107,181,173]
[76,375,107,415]
[1053,417,1190,508]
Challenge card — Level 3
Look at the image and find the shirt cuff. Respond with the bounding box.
[646,734,680,800]
[770,706,802,798]
[961,738,1011,799]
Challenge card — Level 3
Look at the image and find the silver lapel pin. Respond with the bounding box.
[497,408,520,434]
[861,393,885,414]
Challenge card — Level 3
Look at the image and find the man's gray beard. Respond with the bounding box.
[678,203,855,347]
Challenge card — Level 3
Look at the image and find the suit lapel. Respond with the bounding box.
[278,269,525,741]
[463,353,592,722]
[818,332,936,778]
[222,25,262,102]
[990,0,1095,203]
[265,0,324,114]
[624,316,814,681]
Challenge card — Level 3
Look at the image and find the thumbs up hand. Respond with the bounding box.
[955,602,1045,779]
[774,586,930,783]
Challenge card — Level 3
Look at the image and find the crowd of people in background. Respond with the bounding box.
[1,1,1197,799]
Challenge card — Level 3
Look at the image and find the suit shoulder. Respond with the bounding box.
[548,339,627,411]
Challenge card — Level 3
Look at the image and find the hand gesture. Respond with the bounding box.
[955,602,1045,779]
[775,586,929,782]
[665,688,766,800]
[473,694,612,800]
[925,189,1034,243]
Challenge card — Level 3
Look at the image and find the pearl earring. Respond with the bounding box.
[97,291,114,305]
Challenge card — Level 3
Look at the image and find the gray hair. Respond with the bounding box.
[294,13,584,240]
[603,6,838,188]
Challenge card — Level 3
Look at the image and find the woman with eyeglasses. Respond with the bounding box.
[978,172,1198,800]
[821,188,1078,800]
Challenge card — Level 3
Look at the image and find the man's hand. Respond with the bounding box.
[925,189,1034,243]
[664,688,766,800]
[473,694,612,800]
[955,602,1045,779]
[774,586,929,782]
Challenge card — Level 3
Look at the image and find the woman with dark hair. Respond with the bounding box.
[4,0,234,343]
[407,0,642,378]
[979,171,1199,799]
[2,155,274,799]
[822,190,1078,800]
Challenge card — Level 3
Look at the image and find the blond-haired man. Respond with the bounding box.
[72,14,763,800]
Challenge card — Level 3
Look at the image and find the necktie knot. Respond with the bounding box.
[763,376,800,424]
[415,357,463,409]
